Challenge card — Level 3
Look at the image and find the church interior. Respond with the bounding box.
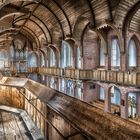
[0,0,140,140]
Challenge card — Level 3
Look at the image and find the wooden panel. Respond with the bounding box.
[0,86,24,109]
[100,70,106,81]
[117,71,124,84]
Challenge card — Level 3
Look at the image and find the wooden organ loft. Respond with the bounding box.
[0,0,140,140]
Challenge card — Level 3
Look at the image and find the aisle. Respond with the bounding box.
[0,110,33,140]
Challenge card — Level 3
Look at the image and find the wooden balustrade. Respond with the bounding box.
[38,67,62,76]
[8,67,140,87]
[38,68,140,86]
[28,67,38,73]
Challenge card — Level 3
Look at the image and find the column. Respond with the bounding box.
[104,88,111,112]
[105,54,109,70]
[120,91,128,119]
[56,78,60,91]
[121,53,126,71]
[137,92,140,117]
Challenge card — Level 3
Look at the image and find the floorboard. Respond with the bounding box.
[0,110,33,140]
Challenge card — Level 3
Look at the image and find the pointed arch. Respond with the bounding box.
[111,38,120,68]
[128,38,137,67]
[61,40,73,68]
[99,45,105,66]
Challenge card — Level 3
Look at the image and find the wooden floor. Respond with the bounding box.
[0,110,33,140]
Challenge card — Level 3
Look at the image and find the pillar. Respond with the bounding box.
[120,91,128,119]
[137,92,140,117]
[104,88,111,112]
[105,54,109,70]
[121,53,126,71]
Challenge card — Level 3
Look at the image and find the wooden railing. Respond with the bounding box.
[1,67,38,75]
[2,67,140,87]
[38,67,62,76]
[38,67,140,87]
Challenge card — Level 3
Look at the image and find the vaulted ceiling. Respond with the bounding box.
[0,0,139,49]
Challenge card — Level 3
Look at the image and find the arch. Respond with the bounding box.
[28,51,38,67]
[40,37,46,47]
[14,18,47,42]
[111,38,120,69]
[47,44,60,67]
[49,48,56,67]
[14,14,52,43]
[0,0,39,10]
[0,4,29,21]
[22,2,64,39]
[52,0,72,36]
[67,79,74,97]
[39,49,47,67]
[64,38,81,68]
[108,86,121,115]
[73,16,89,42]
[128,38,137,67]
[61,40,73,68]
[110,86,121,105]
[60,78,66,93]
[122,1,140,37]
[0,49,9,68]
[127,92,137,118]
[98,23,124,53]
[121,1,140,50]
[14,39,24,49]
[0,28,19,36]
[99,86,105,101]
[22,26,41,48]
[76,81,83,100]
[96,29,108,55]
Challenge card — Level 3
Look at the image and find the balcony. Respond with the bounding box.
[38,68,140,87]
[1,67,139,87]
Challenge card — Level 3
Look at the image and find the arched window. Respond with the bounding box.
[28,52,37,67]
[67,79,74,96]
[60,78,66,93]
[110,86,121,105]
[0,50,8,68]
[41,52,45,67]
[128,39,137,67]
[77,82,82,100]
[111,39,120,67]
[61,41,72,68]
[50,49,55,67]
[128,92,137,118]
[100,46,105,66]
[99,86,105,101]
[77,47,81,68]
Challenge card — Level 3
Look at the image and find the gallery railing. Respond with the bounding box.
[38,67,140,87]
[2,67,139,87]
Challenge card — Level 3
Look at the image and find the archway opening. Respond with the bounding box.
[61,41,73,68]
[128,38,137,69]
[128,92,137,119]
[110,86,121,116]
[111,38,120,70]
